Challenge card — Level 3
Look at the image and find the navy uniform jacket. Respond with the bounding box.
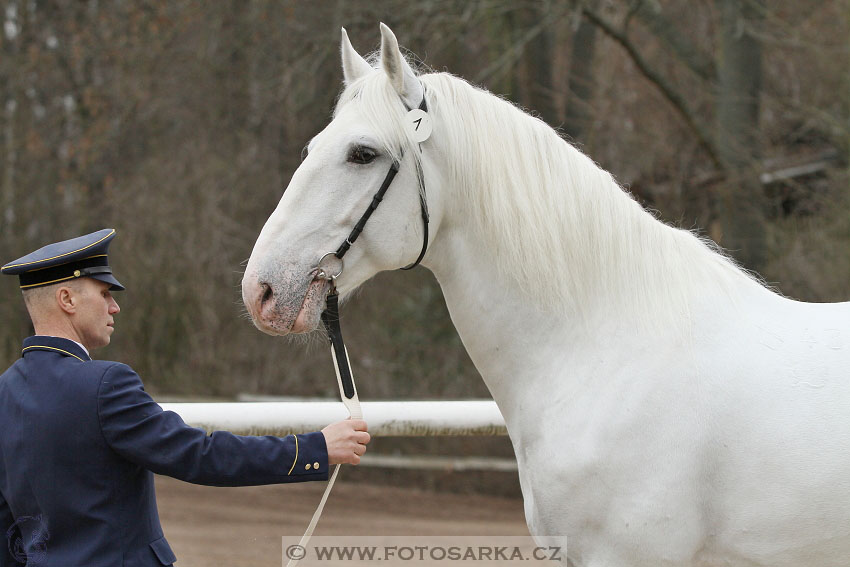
[0,336,329,567]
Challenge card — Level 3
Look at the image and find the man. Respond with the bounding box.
[0,229,370,566]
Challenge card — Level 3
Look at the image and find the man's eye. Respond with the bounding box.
[348,146,377,164]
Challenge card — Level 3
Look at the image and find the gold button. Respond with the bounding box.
[313,462,320,469]
[305,464,311,470]
[73,270,81,277]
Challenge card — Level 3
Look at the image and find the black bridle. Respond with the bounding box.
[318,90,431,402]
[327,94,430,271]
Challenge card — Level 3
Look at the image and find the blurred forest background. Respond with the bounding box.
[1,0,848,403]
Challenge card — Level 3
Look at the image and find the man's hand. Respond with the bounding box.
[321,419,370,465]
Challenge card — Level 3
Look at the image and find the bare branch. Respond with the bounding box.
[473,2,571,86]
[632,1,717,81]
[581,6,722,168]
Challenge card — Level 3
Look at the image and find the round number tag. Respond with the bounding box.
[405,108,432,143]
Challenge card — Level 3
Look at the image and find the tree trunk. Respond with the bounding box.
[1,0,19,241]
[715,0,766,270]
[524,1,560,128]
[564,14,598,142]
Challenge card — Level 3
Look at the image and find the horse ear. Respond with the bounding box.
[341,28,372,85]
[379,23,424,108]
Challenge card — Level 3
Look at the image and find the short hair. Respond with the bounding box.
[21,279,86,319]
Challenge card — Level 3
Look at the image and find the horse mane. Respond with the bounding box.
[336,63,764,330]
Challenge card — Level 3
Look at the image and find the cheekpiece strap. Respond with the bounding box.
[399,91,430,270]
[334,162,400,260]
[331,88,430,268]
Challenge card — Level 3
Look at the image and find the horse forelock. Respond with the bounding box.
[331,64,761,331]
[333,55,428,161]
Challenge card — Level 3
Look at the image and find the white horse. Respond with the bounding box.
[242,24,850,567]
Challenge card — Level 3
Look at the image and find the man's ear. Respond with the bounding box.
[56,286,77,315]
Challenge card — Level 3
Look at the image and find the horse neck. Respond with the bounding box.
[426,213,764,427]
[422,115,765,412]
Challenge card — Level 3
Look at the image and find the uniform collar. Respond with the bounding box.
[22,336,92,362]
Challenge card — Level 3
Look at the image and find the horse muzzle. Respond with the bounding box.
[242,268,330,336]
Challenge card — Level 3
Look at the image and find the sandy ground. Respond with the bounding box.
[156,474,531,567]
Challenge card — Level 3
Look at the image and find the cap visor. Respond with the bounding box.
[90,273,125,291]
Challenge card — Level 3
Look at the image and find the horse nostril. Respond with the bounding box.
[260,283,274,307]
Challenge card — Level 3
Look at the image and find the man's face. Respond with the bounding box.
[71,278,120,350]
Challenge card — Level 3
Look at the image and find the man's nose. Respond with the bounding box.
[110,299,120,314]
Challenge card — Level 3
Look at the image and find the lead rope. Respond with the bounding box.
[286,288,360,567]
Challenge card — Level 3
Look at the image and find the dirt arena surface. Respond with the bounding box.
[156,475,531,566]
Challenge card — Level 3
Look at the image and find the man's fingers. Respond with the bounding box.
[322,419,370,465]
[355,431,371,445]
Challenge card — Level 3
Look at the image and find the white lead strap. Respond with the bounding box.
[331,344,362,420]
[286,343,360,567]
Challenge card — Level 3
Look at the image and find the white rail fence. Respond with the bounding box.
[160,400,516,472]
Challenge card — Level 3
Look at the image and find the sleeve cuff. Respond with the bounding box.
[287,431,329,479]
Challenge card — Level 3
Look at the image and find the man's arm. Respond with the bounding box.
[96,363,362,486]
[0,490,24,567]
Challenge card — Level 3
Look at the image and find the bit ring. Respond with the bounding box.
[315,252,344,281]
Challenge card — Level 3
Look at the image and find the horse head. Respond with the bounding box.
[242,24,443,335]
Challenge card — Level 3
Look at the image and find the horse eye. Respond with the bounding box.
[301,145,309,162]
[348,146,377,164]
